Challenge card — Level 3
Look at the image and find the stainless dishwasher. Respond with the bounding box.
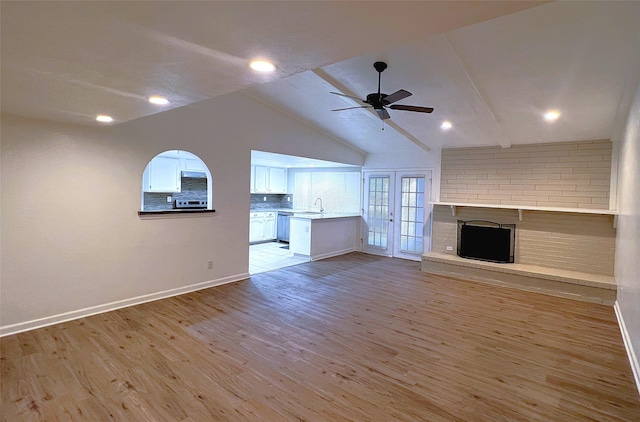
[277,211,293,243]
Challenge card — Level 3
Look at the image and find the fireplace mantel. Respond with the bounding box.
[431,202,619,227]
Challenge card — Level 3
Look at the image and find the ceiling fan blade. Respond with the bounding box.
[382,89,412,105]
[375,108,391,120]
[389,104,434,113]
[330,91,365,102]
[331,106,372,112]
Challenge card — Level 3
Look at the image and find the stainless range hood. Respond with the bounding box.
[181,171,207,178]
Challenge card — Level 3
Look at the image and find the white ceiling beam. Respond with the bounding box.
[444,34,511,148]
[312,68,431,153]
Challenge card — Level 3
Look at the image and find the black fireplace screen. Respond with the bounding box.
[457,220,515,263]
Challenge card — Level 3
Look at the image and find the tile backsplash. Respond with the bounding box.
[143,177,207,211]
[250,194,293,210]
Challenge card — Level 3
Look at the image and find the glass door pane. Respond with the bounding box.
[398,176,425,254]
[368,176,389,248]
[363,173,394,255]
[392,171,431,261]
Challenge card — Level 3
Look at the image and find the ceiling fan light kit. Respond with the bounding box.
[331,61,434,120]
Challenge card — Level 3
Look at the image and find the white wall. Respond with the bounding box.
[364,149,439,170]
[364,149,442,204]
[0,92,364,334]
[614,82,640,391]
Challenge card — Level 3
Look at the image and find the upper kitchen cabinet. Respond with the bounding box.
[252,165,268,193]
[143,154,181,193]
[268,167,287,193]
[183,156,207,172]
[250,165,287,194]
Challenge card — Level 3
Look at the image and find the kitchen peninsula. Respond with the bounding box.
[289,213,362,261]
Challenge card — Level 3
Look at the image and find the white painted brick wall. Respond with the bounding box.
[431,205,616,276]
[440,140,612,209]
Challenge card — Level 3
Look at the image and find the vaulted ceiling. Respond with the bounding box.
[2,1,640,156]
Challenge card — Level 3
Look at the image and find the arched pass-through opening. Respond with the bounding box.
[140,150,213,212]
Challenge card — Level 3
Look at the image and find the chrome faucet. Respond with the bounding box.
[314,197,324,213]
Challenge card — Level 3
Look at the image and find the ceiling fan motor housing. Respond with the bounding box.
[366,93,388,109]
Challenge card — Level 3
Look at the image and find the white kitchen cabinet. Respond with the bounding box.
[252,166,269,193]
[249,166,255,192]
[143,155,181,192]
[183,156,207,172]
[264,212,276,240]
[249,211,277,243]
[249,213,266,243]
[250,166,287,193]
[268,167,287,194]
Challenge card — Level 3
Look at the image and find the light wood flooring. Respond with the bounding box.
[2,253,639,421]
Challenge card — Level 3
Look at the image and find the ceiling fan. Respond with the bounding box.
[330,61,434,120]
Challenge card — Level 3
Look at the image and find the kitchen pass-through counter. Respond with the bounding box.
[289,213,362,261]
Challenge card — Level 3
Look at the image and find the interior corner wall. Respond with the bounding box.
[614,81,640,390]
[0,92,365,334]
[363,148,442,203]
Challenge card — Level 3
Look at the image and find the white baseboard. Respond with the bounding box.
[614,300,640,396]
[310,247,358,262]
[0,273,250,338]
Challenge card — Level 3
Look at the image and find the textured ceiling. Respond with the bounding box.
[248,2,640,152]
[2,1,640,157]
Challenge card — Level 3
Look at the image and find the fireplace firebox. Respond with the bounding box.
[457,220,515,263]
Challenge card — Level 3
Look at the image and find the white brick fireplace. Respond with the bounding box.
[422,140,618,304]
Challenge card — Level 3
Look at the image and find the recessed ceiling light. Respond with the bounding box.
[441,121,452,130]
[96,114,113,123]
[249,60,276,73]
[148,95,169,105]
[544,110,560,122]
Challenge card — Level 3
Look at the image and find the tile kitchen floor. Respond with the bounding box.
[249,241,310,275]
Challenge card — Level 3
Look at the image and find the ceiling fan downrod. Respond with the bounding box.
[373,61,387,100]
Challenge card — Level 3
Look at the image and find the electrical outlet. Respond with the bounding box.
[207,260,214,269]
[263,196,267,201]
[166,196,172,203]
[446,246,453,251]
[287,197,291,202]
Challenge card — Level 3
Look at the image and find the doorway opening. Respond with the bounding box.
[248,150,361,275]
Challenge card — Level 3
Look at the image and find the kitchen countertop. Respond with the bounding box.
[290,212,361,220]
[249,209,361,219]
[249,208,324,213]
[138,209,215,218]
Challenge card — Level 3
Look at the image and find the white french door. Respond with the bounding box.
[363,173,395,255]
[362,171,432,261]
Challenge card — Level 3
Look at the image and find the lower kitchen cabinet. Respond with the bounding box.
[249,212,277,243]
[264,213,276,240]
